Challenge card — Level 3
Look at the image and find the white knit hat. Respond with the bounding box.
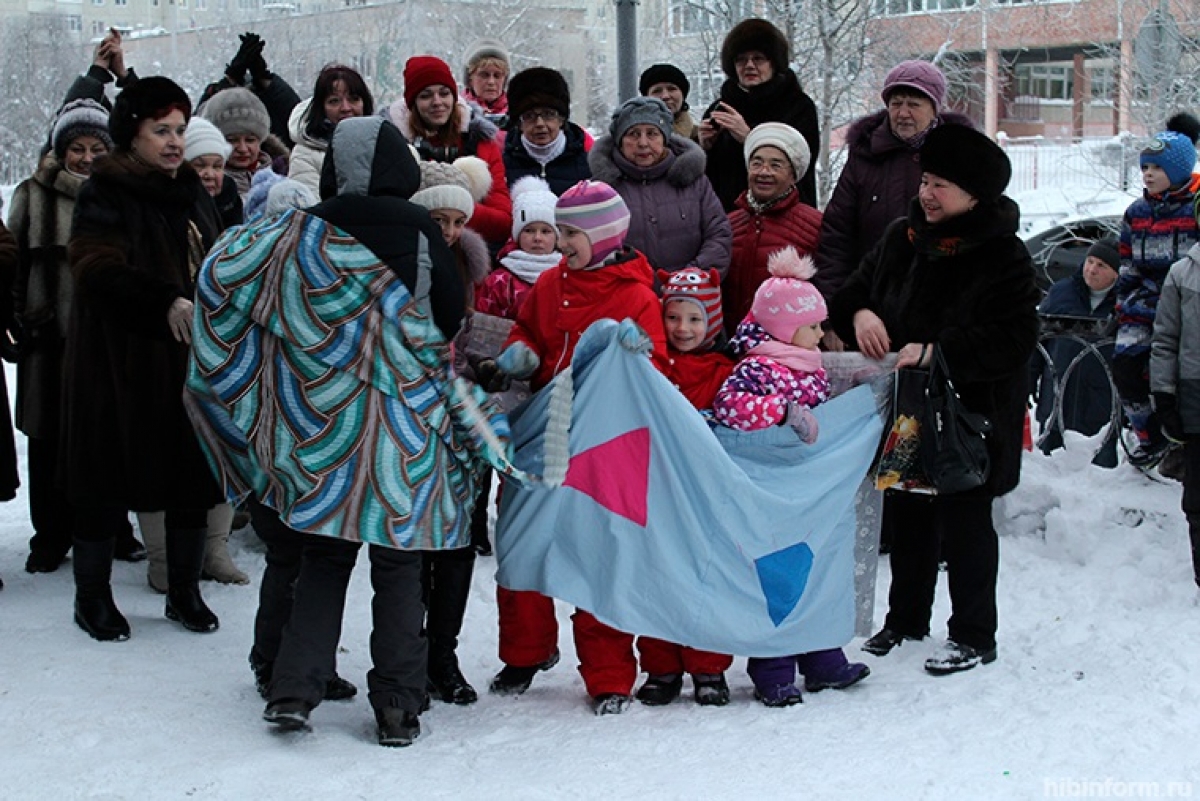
[410,156,491,220]
[743,122,811,181]
[185,116,233,163]
[509,176,558,241]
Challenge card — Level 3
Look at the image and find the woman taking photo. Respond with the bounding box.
[828,124,1039,675]
[64,76,224,641]
[288,64,374,196]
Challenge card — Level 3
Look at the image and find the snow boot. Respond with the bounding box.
[591,693,632,716]
[202,504,250,585]
[426,641,478,705]
[861,627,922,656]
[136,512,168,594]
[250,650,357,701]
[72,538,130,642]
[489,650,561,696]
[693,673,731,707]
[798,648,871,692]
[263,698,313,731]
[1188,514,1200,589]
[376,706,420,747]
[635,673,683,706]
[25,547,67,574]
[164,527,220,633]
[924,640,997,675]
[754,683,803,708]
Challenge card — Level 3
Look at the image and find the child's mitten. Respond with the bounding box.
[616,318,653,355]
[785,402,819,444]
[496,341,540,380]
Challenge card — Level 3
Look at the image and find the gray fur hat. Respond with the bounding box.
[202,87,270,140]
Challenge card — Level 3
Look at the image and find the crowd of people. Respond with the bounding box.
[1,17,1197,749]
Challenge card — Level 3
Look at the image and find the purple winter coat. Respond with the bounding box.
[588,133,732,279]
[816,110,974,297]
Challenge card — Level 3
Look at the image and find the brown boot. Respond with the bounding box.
[203,503,250,585]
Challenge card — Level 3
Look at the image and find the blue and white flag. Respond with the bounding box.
[495,321,884,657]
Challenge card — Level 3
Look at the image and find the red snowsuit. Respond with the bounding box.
[637,346,737,677]
[498,248,668,697]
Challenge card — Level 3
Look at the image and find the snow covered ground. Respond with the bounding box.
[1,371,1198,799]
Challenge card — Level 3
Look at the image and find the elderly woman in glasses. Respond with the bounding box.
[501,67,591,196]
[699,18,820,212]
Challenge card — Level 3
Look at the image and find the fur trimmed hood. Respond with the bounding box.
[458,226,491,286]
[588,133,707,188]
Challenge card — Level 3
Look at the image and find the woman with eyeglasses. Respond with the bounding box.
[699,18,820,212]
[501,67,591,196]
[385,55,512,249]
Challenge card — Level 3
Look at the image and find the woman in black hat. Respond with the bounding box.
[501,66,592,196]
[63,76,224,641]
[640,63,698,143]
[828,123,1040,675]
[698,18,820,211]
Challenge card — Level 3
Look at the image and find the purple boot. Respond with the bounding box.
[747,656,803,707]
[797,648,870,692]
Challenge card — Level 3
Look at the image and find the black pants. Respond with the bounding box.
[75,506,195,543]
[27,434,74,558]
[883,489,999,650]
[1179,441,1200,587]
[259,504,427,713]
[421,547,476,654]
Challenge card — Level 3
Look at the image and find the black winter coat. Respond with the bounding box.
[0,218,20,500]
[702,70,820,211]
[1032,271,1117,454]
[502,121,591,196]
[63,153,223,511]
[829,197,1040,496]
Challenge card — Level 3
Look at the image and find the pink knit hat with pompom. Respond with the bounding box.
[750,247,826,343]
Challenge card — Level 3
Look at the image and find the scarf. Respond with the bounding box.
[892,117,939,151]
[521,131,567,166]
[500,249,561,284]
[746,339,824,374]
[746,184,795,215]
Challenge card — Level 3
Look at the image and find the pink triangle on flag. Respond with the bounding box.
[563,428,650,526]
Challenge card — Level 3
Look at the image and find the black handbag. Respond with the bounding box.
[920,347,992,494]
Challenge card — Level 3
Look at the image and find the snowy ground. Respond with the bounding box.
[1,383,1198,800]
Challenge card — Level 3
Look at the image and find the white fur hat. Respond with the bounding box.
[509,176,558,242]
[410,156,492,220]
[184,116,233,163]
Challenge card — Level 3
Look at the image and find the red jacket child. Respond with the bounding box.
[491,180,669,715]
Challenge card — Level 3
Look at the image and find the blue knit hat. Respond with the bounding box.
[1141,113,1200,189]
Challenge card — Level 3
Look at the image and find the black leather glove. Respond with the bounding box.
[247,37,269,82]
[225,32,262,84]
[1153,392,1187,444]
[473,358,512,394]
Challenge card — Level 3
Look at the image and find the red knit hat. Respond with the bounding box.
[404,56,457,108]
[660,268,723,349]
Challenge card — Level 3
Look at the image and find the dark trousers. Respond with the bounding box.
[421,547,476,654]
[883,490,999,650]
[1179,441,1200,587]
[27,435,73,558]
[260,505,427,713]
[75,506,188,543]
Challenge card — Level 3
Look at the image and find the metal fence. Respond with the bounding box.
[998,133,1142,196]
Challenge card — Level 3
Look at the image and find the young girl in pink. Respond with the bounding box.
[475,176,561,319]
[712,246,869,707]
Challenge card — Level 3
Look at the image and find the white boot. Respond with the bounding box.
[203,504,249,585]
[136,511,168,594]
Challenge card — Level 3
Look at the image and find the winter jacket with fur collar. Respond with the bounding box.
[829,197,1040,496]
[589,133,731,278]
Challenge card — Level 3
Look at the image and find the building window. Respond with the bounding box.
[873,0,976,14]
[114,0,127,5]
[668,0,754,37]
[1089,65,1115,101]
[68,14,82,30]
[1014,63,1073,101]
[91,19,106,34]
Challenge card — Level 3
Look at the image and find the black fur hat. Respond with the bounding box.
[109,76,192,150]
[720,18,790,78]
[919,123,1012,203]
[507,67,571,124]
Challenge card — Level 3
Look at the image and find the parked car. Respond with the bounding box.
[1022,215,1121,293]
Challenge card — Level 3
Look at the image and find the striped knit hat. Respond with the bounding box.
[52,98,114,161]
[555,180,630,268]
[660,267,723,349]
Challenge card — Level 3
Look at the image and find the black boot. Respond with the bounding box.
[73,538,130,642]
[1188,514,1200,589]
[427,641,478,705]
[376,706,420,747]
[165,528,219,633]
